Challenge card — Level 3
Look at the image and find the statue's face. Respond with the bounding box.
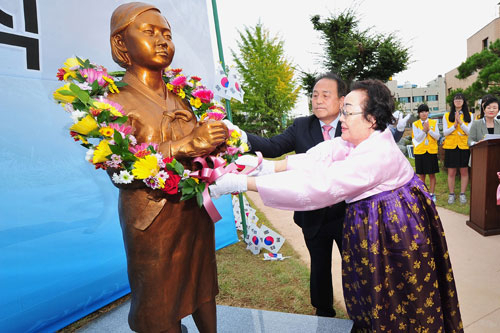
[123,10,174,69]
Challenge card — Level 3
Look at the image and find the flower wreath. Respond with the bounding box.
[53,57,248,211]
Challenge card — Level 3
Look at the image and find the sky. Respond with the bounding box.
[209,0,499,116]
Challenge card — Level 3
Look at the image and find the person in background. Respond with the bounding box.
[390,110,411,142]
[468,95,500,147]
[211,79,463,332]
[442,93,471,205]
[412,104,440,202]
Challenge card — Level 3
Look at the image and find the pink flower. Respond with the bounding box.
[80,67,108,86]
[205,111,225,121]
[192,88,214,103]
[109,123,133,137]
[209,104,225,112]
[171,75,187,87]
[226,146,239,155]
[129,142,159,157]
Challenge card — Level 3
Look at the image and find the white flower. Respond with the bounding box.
[70,110,87,123]
[157,170,169,180]
[112,170,134,184]
[85,149,94,162]
[129,135,137,146]
[112,172,121,184]
[64,103,75,113]
[76,82,92,91]
[182,169,191,180]
[155,153,165,168]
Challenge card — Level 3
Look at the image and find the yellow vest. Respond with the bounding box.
[412,119,438,154]
[442,112,469,149]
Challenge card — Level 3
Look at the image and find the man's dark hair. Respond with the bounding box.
[350,79,395,131]
[313,72,347,97]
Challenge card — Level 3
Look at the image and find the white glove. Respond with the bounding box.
[235,155,275,176]
[223,119,248,144]
[209,173,248,199]
[396,113,411,131]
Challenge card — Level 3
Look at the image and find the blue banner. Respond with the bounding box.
[0,1,237,331]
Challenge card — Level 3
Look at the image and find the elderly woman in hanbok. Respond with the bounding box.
[210,79,463,332]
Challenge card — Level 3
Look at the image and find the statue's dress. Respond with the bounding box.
[109,72,218,332]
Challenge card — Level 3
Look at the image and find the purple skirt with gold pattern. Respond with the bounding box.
[342,175,463,332]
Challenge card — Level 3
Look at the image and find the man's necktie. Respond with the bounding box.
[322,125,332,140]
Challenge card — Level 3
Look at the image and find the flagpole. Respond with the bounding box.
[211,0,248,238]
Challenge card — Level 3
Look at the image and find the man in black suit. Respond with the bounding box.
[237,73,347,317]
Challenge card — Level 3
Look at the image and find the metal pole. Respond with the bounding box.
[211,0,233,123]
[211,0,247,238]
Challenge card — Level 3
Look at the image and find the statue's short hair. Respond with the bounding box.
[110,2,166,68]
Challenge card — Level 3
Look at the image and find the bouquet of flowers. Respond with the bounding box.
[54,57,247,208]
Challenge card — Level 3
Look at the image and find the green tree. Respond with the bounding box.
[230,23,300,137]
[302,9,410,94]
[449,38,500,104]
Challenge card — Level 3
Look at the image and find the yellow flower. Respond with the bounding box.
[62,58,80,80]
[63,70,77,81]
[166,83,174,91]
[93,101,122,117]
[103,76,119,93]
[132,155,160,179]
[99,127,114,137]
[230,130,241,139]
[77,135,88,144]
[240,142,249,152]
[70,115,98,135]
[53,84,76,104]
[178,89,186,99]
[64,57,80,69]
[92,140,112,164]
[190,97,202,109]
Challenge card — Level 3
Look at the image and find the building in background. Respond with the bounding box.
[445,12,500,108]
[386,75,446,115]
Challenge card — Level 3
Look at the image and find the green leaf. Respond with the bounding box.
[113,130,124,145]
[69,83,90,104]
[113,116,128,124]
[109,71,125,77]
[182,186,194,195]
[57,89,74,96]
[196,192,203,208]
[174,162,184,175]
[91,80,100,92]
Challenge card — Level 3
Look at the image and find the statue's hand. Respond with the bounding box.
[175,121,228,158]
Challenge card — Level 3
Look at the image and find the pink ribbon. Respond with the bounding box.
[497,172,500,206]
[191,156,238,223]
[190,152,264,222]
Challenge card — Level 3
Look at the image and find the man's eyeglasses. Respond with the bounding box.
[340,107,363,118]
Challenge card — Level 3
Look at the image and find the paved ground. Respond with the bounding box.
[246,192,500,333]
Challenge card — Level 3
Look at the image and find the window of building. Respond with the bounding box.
[399,97,411,103]
[483,37,489,50]
[427,95,438,101]
[413,96,424,102]
[433,107,439,111]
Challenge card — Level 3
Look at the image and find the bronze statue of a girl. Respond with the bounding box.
[109,3,227,332]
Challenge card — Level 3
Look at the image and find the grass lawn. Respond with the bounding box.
[407,157,470,216]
